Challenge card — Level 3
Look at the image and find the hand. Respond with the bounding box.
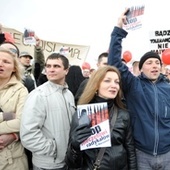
[34,35,41,47]
[71,123,92,151]
[117,9,129,28]
[0,134,16,149]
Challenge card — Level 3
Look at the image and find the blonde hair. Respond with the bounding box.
[78,65,125,109]
[0,47,22,81]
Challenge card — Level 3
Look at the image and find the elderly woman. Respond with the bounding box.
[0,47,28,170]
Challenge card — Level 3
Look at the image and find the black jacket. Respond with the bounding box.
[75,78,89,104]
[65,104,137,170]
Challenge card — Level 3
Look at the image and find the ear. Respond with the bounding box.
[65,68,69,75]
[12,68,16,73]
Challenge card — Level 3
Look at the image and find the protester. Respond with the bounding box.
[132,61,140,76]
[81,62,91,78]
[65,65,137,169]
[0,24,14,44]
[19,36,45,87]
[108,9,170,170]
[20,53,76,170]
[36,68,47,86]
[165,65,170,81]
[65,65,85,96]
[75,52,108,104]
[0,47,28,170]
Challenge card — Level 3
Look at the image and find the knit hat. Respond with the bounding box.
[139,51,161,70]
[82,62,91,70]
[19,51,33,59]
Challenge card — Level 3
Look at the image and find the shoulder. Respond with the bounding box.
[79,78,89,87]
[118,108,130,120]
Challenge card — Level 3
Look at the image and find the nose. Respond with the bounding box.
[0,60,3,66]
[110,82,117,88]
[48,66,55,72]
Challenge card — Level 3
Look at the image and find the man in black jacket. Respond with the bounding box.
[75,52,108,104]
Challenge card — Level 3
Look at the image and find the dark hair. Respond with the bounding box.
[97,52,108,62]
[66,65,85,96]
[0,41,20,57]
[45,53,69,69]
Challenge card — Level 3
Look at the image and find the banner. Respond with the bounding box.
[149,29,170,55]
[2,27,90,66]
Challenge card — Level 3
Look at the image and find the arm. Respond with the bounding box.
[33,36,45,82]
[20,90,57,156]
[65,112,92,169]
[108,10,128,66]
[124,114,137,170]
[107,10,136,92]
[0,112,15,123]
[0,133,19,149]
[65,113,83,168]
[0,87,28,134]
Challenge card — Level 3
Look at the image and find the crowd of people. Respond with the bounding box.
[1,9,170,170]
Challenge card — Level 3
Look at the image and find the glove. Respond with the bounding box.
[71,123,92,151]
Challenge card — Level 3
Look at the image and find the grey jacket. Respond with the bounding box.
[20,81,75,169]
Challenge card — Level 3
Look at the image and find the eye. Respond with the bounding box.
[115,80,120,84]
[103,79,110,83]
[3,60,11,64]
[54,65,60,68]
[45,64,51,68]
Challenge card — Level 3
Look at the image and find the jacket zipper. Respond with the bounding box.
[152,83,159,156]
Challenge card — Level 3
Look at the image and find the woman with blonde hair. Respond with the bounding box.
[0,47,28,170]
[65,65,137,170]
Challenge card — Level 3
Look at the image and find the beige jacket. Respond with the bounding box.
[0,75,28,170]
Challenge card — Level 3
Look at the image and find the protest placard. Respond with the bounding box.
[77,102,111,151]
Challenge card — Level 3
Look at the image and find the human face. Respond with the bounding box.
[82,69,90,78]
[19,56,31,66]
[98,71,120,99]
[45,58,68,85]
[0,52,15,80]
[141,58,161,82]
[97,57,108,68]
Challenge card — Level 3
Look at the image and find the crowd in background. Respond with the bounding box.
[1,8,170,170]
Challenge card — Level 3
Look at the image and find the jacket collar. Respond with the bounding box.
[139,72,168,83]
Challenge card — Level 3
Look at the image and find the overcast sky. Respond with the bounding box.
[0,0,170,68]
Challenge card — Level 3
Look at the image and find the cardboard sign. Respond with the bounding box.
[2,26,90,66]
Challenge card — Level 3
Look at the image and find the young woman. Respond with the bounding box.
[65,65,137,170]
[0,47,28,170]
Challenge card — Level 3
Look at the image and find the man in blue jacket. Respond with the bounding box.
[108,10,170,170]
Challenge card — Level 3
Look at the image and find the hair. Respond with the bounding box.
[0,47,22,81]
[97,52,108,63]
[45,53,69,69]
[78,65,125,109]
[121,58,126,63]
[0,41,20,57]
[132,61,139,66]
[66,65,85,96]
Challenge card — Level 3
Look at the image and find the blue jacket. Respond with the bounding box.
[108,26,170,156]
